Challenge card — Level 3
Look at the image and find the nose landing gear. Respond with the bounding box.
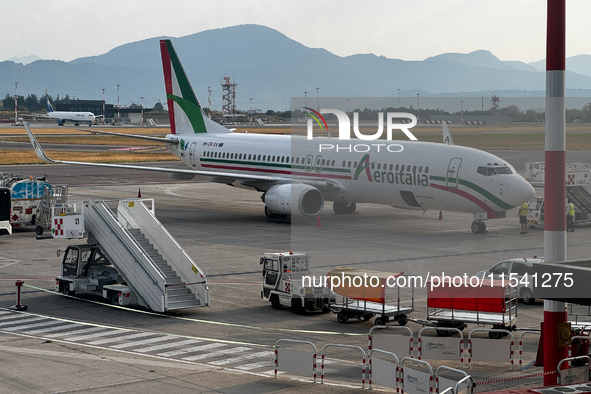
[471,221,486,233]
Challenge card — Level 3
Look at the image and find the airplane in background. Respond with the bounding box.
[25,39,535,233]
[42,94,97,126]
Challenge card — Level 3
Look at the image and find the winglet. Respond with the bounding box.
[442,122,454,145]
[24,123,57,163]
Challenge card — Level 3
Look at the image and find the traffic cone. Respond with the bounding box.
[138,188,142,198]
[316,216,322,228]
[438,211,443,220]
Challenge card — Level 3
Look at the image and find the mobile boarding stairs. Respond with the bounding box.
[53,198,209,312]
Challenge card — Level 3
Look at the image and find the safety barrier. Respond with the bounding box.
[368,349,399,391]
[418,327,464,367]
[320,344,366,388]
[467,329,514,369]
[435,366,472,394]
[274,339,317,382]
[557,355,591,385]
[568,335,590,364]
[400,357,434,394]
[368,325,414,358]
[518,330,540,370]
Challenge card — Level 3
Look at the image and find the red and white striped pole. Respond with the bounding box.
[543,0,567,386]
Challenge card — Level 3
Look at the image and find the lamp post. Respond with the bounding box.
[316,87,319,111]
[117,85,120,123]
[14,82,18,125]
[102,88,105,125]
[398,89,401,107]
[140,97,144,126]
[461,100,464,124]
[417,93,420,123]
[304,91,307,107]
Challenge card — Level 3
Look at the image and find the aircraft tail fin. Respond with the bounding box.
[442,122,454,145]
[46,96,54,113]
[159,39,230,135]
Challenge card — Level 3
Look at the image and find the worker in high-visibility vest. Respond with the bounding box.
[519,202,529,234]
[567,200,575,232]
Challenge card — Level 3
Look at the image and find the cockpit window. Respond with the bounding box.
[477,166,513,176]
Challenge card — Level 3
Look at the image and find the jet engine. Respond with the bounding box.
[263,184,324,216]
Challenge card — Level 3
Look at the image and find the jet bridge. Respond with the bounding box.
[52,198,209,312]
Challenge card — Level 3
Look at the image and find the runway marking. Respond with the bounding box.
[25,323,83,335]
[0,316,46,326]
[134,338,203,353]
[157,342,226,357]
[64,329,125,342]
[45,326,108,338]
[1,320,65,331]
[208,351,274,366]
[110,335,177,349]
[182,346,251,361]
[87,332,157,345]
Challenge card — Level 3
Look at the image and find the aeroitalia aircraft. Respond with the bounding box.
[25,39,535,233]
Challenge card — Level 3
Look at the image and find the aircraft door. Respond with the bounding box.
[446,158,462,188]
[261,257,280,297]
[188,142,197,167]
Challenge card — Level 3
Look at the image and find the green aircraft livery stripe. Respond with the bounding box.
[164,40,207,134]
[430,175,514,209]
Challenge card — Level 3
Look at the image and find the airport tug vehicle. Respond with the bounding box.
[56,244,138,306]
[261,252,335,314]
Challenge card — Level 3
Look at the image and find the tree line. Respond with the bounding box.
[1,93,165,113]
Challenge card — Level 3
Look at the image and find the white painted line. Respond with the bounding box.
[0,310,14,315]
[208,351,274,366]
[25,323,84,335]
[110,335,177,349]
[87,332,156,345]
[157,342,225,357]
[182,346,251,362]
[134,339,203,353]
[0,317,46,327]
[45,326,106,338]
[236,360,275,371]
[64,330,124,342]
[2,320,65,332]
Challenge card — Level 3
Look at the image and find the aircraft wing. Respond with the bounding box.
[24,123,297,184]
[76,128,179,144]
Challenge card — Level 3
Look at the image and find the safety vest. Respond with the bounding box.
[568,203,575,216]
[519,203,528,216]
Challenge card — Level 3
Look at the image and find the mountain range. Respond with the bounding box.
[2,24,591,111]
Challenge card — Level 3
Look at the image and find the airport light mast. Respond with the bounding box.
[117,85,120,123]
[207,86,212,118]
[14,82,18,125]
[102,88,105,125]
[543,0,567,385]
[140,97,144,126]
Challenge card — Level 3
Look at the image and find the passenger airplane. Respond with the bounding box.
[25,39,535,233]
[43,95,96,126]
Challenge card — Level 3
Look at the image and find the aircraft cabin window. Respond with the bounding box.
[342,161,346,167]
[377,163,381,170]
[348,161,352,167]
[354,162,358,167]
[371,163,375,169]
[296,157,299,164]
[390,164,393,171]
[291,157,294,163]
[419,166,423,173]
[406,165,411,172]
[425,166,429,173]
[413,166,416,172]
[272,156,276,161]
[395,164,399,171]
[332,160,336,166]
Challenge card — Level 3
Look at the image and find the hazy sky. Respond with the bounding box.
[3,0,590,63]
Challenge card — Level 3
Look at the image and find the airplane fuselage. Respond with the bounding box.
[48,111,95,125]
[164,132,534,217]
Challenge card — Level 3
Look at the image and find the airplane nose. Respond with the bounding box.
[507,176,535,207]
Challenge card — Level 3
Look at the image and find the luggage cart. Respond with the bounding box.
[326,267,414,326]
[416,277,517,339]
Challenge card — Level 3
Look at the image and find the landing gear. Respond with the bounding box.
[333,202,356,215]
[471,221,486,233]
